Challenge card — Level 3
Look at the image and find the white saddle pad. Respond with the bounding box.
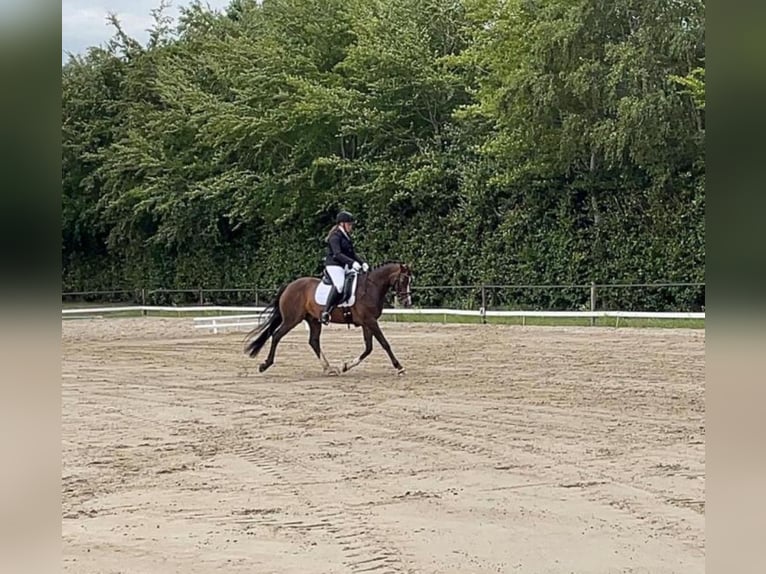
[314,272,358,307]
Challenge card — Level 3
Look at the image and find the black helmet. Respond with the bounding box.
[336,210,355,224]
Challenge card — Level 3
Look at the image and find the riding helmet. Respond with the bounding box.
[336,210,355,224]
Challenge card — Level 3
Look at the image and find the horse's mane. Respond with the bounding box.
[371,260,404,270]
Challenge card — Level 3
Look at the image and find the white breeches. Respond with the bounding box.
[326,265,346,292]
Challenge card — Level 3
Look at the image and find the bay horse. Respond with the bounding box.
[243,262,413,375]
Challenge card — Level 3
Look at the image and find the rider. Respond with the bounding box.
[321,210,369,324]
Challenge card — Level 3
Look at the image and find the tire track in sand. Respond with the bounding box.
[228,441,410,574]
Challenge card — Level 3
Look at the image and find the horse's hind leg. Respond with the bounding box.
[258,312,303,373]
[306,317,339,375]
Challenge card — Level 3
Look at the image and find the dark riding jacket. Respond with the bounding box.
[324,227,365,268]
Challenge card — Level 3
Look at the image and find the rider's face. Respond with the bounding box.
[342,222,353,233]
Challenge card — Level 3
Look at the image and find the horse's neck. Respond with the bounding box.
[369,265,397,289]
[367,265,396,301]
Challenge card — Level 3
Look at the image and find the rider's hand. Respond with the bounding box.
[362,262,370,272]
[352,261,362,271]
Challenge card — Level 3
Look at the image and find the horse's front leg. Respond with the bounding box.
[368,320,405,375]
[342,325,374,373]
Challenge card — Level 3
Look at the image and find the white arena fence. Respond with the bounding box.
[61,305,705,333]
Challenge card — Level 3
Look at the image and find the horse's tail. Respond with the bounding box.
[243,282,288,358]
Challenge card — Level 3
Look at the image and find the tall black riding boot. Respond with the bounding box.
[321,287,342,324]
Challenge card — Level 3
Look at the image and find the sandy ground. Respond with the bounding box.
[62,318,705,573]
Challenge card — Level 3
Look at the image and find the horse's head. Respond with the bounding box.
[392,263,413,308]
[366,261,414,308]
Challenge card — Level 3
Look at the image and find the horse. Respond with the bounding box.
[243,262,413,375]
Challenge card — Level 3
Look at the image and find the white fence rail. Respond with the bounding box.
[192,314,267,334]
[62,305,265,315]
[62,305,704,332]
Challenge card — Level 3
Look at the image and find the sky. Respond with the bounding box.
[62,0,232,62]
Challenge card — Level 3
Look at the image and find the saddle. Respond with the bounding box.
[321,269,356,304]
[315,269,360,325]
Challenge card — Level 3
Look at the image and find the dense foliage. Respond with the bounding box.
[62,0,705,310]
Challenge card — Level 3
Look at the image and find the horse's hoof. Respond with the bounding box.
[397,367,406,376]
[258,363,268,373]
[341,361,349,373]
[323,366,340,376]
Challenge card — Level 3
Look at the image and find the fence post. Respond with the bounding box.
[141,288,147,316]
[590,281,597,326]
[199,288,204,305]
[481,285,487,324]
